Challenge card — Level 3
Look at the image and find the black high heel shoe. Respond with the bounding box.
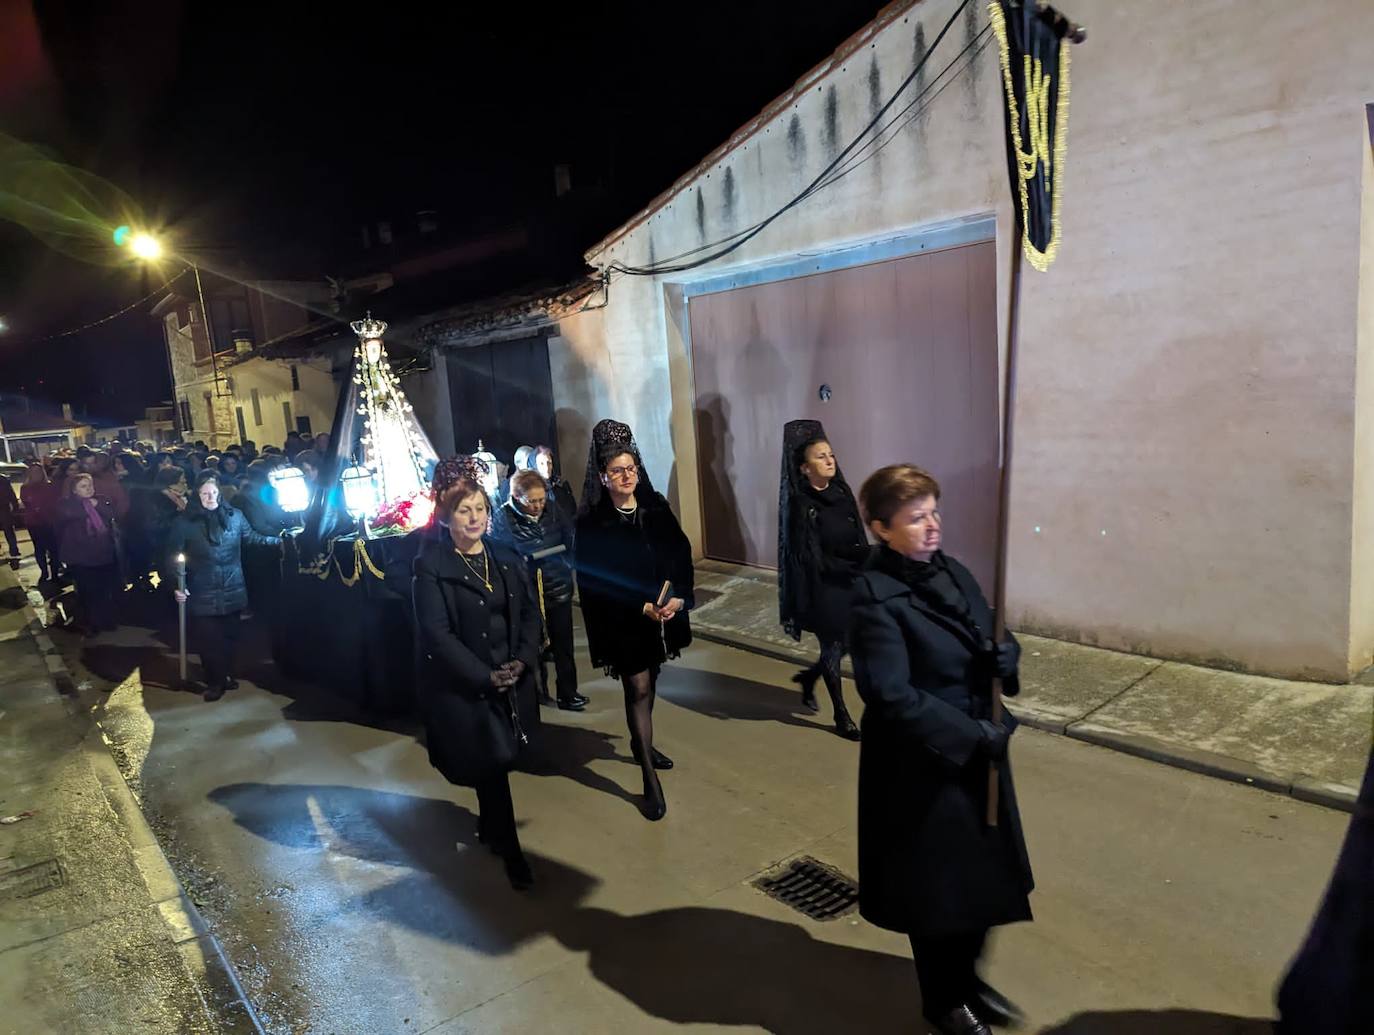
[640,770,667,821]
[833,707,861,741]
[633,744,675,771]
[972,979,1024,1028]
[791,670,820,713]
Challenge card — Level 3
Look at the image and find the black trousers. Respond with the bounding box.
[475,773,519,855]
[29,526,58,578]
[540,595,579,701]
[190,611,243,688]
[70,563,120,631]
[0,515,17,559]
[909,929,988,1016]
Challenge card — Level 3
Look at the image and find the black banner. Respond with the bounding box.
[989,1,1074,271]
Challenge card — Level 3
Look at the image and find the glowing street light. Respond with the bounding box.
[129,232,163,260]
[121,228,225,410]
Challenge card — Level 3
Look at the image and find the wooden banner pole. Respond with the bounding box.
[987,218,1025,827]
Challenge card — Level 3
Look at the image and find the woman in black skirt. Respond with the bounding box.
[576,419,694,821]
[413,456,543,889]
[849,464,1031,1035]
[778,420,865,739]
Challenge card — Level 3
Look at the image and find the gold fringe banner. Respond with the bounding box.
[988,1,1071,272]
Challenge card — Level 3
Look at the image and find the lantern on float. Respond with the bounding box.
[342,464,379,521]
[270,465,310,513]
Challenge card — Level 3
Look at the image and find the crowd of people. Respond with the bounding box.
[6,417,1027,1035]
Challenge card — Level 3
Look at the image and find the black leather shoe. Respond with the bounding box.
[557,693,590,711]
[224,679,240,692]
[926,1004,991,1035]
[973,980,1025,1028]
[833,709,861,741]
[791,670,820,713]
[503,850,534,891]
[640,772,667,821]
[632,744,675,771]
[203,682,227,702]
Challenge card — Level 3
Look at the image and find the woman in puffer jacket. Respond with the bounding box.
[166,474,280,701]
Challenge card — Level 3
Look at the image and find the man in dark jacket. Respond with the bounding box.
[0,476,19,564]
[491,469,587,711]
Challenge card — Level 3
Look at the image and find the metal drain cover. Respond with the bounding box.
[0,858,65,900]
[753,856,858,921]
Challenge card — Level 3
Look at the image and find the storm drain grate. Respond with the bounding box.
[0,858,65,901]
[753,856,858,921]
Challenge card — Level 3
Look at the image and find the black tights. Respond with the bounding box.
[804,640,849,716]
[909,930,987,1016]
[621,668,659,780]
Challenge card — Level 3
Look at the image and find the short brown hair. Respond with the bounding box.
[859,464,942,525]
[438,477,489,519]
[64,471,93,496]
[511,469,546,497]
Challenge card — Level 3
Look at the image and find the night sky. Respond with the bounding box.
[0,0,884,423]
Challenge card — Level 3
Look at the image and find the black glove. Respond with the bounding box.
[993,638,1021,679]
[978,719,1011,761]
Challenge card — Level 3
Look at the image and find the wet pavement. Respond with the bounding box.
[0,573,258,1033]
[8,543,1356,1034]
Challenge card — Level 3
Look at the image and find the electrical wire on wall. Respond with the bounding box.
[604,0,984,281]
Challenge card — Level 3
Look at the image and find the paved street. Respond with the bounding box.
[21,553,1347,1035]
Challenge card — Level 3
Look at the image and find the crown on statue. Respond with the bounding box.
[350,312,388,341]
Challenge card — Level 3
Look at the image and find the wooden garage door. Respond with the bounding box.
[689,240,1000,588]
[446,334,557,465]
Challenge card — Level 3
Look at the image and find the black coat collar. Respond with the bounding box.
[862,552,987,654]
[421,536,518,593]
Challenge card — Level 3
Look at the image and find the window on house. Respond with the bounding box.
[250,388,262,426]
[188,305,212,362]
[179,400,193,431]
[295,416,312,437]
[290,365,300,391]
[236,407,248,443]
[282,401,293,438]
[209,296,253,353]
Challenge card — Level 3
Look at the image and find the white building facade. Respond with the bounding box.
[549,0,1374,681]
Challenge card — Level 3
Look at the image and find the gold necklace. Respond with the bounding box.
[456,544,493,591]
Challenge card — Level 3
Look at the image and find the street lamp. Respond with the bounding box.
[129,233,163,261]
[120,229,229,445]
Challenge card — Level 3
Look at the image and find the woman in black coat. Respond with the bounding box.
[534,444,578,526]
[413,456,542,890]
[166,476,280,702]
[127,466,190,590]
[778,419,865,739]
[850,464,1032,1035]
[576,419,693,821]
[490,469,587,712]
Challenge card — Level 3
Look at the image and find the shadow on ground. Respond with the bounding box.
[1040,1010,1273,1034]
[521,722,642,808]
[209,781,917,1033]
[660,664,851,736]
